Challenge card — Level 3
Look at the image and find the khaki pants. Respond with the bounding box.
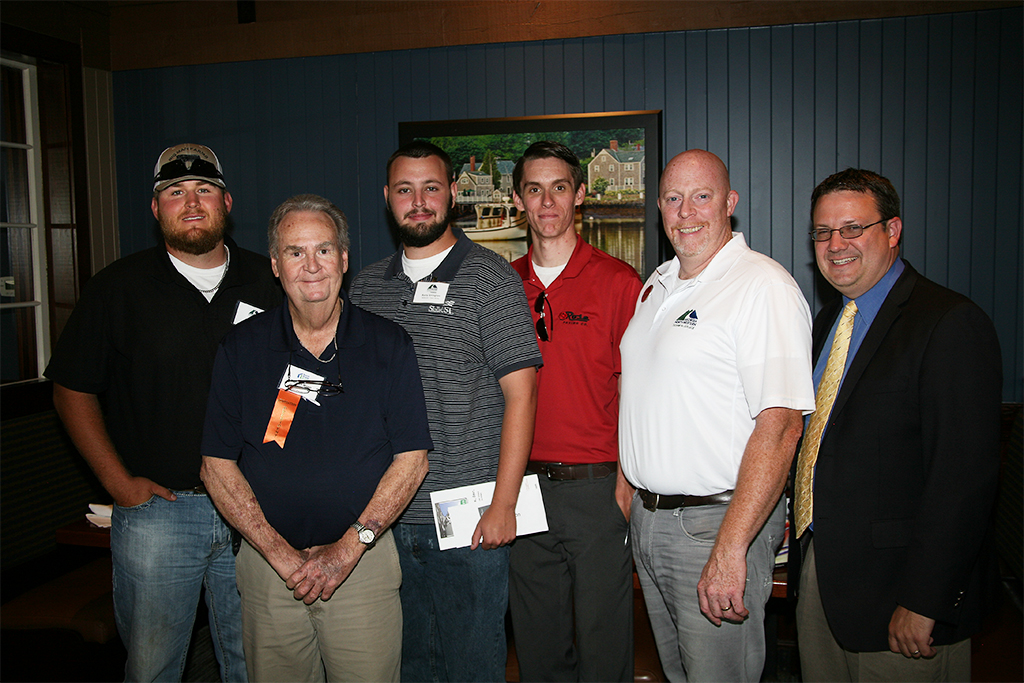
[236,530,402,682]
[796,539,970,682]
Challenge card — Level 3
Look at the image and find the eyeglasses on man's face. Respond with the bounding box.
[809,219,886,242]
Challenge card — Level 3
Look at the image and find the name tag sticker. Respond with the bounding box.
[233,301,265,325]
[278,364,326,406]
[413,281,450,304]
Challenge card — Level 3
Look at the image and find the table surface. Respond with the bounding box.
[56,518,111,549]
[772,566,788,599]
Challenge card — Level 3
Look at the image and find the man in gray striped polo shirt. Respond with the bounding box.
[349,140,541,682]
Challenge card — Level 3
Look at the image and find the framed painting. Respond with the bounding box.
[399,110,662,278]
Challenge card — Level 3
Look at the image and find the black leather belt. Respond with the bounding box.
[526,461,617,481]
[638,488,733,511]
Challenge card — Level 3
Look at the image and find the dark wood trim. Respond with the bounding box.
[104,0,1021,71]
[1,23,82,65]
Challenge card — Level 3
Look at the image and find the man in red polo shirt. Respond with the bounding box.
[508,141,642,681]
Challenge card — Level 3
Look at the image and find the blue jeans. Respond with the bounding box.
[110,492,247,682]
[631,495,784,682]
[394,522,509,682]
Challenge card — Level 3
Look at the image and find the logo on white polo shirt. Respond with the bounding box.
[672,309,698,329]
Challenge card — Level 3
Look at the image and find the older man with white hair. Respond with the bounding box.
[201,194,432,682]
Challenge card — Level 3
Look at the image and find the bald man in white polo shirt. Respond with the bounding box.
[619,149,815,682]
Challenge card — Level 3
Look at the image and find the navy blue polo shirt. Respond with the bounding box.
[202,290,433,549]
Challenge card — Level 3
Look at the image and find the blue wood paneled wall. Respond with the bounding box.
[113,8,1022,400]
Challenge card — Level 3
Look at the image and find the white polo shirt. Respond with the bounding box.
[619,233,814,496]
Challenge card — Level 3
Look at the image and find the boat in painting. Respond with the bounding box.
[464,202,528,241]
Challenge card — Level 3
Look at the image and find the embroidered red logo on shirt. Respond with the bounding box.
[558,311,590,324]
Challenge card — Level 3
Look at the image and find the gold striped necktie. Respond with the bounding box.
[795,300,858,538]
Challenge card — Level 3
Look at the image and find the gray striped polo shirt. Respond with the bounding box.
[349,229,542,524]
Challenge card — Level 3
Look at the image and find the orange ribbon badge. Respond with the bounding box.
[263,389,300,447]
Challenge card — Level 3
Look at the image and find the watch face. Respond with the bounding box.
[358,528,375,544]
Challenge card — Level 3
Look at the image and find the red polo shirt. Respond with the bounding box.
[512,238,642,464]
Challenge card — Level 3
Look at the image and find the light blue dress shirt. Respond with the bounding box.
[811,257,906,395]
[807,258,904,532]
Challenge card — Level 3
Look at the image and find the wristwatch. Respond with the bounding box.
[351,521,377,547]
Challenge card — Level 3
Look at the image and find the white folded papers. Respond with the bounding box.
[429,474,548,550]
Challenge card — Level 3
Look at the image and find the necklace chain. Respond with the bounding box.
[315,334,338,363]
[313,299,343,363]
[197,245,231,294]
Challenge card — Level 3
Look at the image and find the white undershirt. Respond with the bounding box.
[169,246,229,302]
[532,261,567,288]
[402,245,454,282]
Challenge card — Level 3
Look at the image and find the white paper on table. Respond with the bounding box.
[429,474,548,550]
[86,503,113,528]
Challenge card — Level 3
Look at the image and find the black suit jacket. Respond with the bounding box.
[791,262,1002,652]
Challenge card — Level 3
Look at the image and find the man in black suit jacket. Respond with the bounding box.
[792,168,1002,681]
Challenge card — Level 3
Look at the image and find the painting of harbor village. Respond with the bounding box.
[400,112,662,277]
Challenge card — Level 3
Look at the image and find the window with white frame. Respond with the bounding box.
[1,57,49,383]
[1,52,84,385]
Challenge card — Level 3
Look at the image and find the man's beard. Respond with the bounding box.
[388,201,452,248]
[160,209,230,255]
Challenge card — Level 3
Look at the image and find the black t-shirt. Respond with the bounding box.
[45,237,282,489]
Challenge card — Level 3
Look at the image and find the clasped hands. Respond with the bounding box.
[276,539,361,605]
